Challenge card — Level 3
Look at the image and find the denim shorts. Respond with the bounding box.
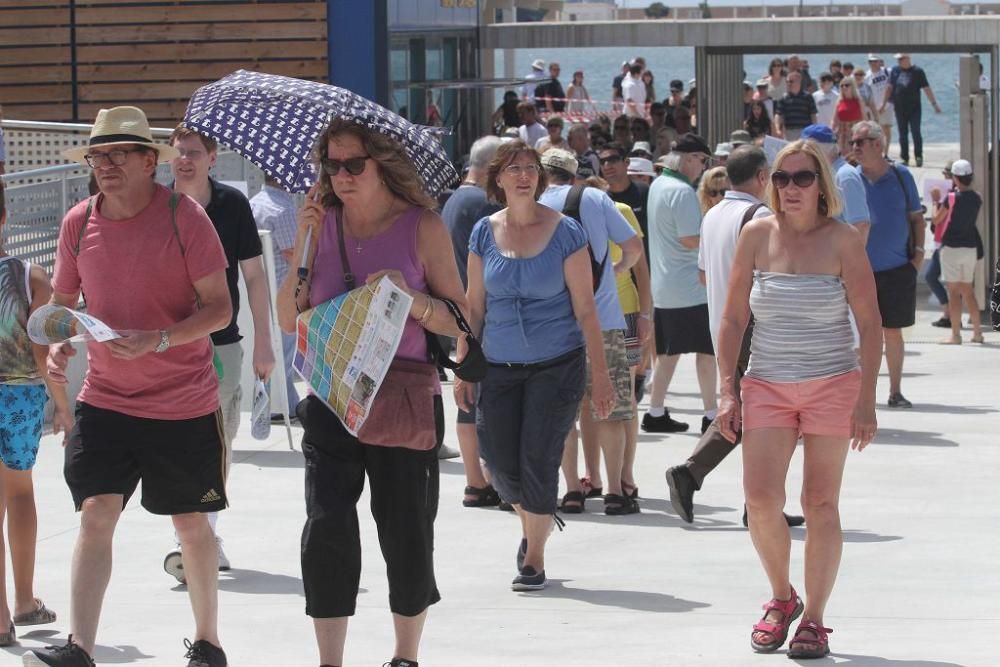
[476,348,585,515]
[0,384,48,471]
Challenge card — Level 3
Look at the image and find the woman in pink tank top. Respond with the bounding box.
[276,119,467,667]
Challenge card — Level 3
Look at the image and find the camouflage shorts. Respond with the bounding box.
[584,329,635,422]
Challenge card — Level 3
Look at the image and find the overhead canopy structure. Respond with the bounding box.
[481,15,1000,296]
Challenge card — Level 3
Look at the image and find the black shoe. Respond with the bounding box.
[741,507,806,528]
[899,158,909,166]
[931,316,952,328]
[634,374,646,403]
[385,660,418,667]
[665,466,696,523]
[887,392,913,409]
[498,500,515,512]
[701,416,712,434]
[641,411,689,433]
[915,157,923,167]
[184,639,227,667]
[511,566,547,591]
[23,636,96,667]
[516,538,527,571]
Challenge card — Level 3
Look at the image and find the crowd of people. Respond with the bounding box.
[506,52,950,168]
[0,51,988,665]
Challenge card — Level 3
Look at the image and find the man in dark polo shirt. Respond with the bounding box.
[599,142,649,252]
[773,72,817,141]
[167,125,275,579]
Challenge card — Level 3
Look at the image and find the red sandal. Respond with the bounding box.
[787,619,832,659]
[750,586,804,653]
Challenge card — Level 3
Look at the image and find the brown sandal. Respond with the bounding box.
[0,622,14,647]
[13,598,57,626]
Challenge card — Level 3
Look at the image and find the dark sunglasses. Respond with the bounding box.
[321,155,370,176]
[849,138,875,147]
[771,170,818,189]
[599,155,624,165]
[707,189,727,197]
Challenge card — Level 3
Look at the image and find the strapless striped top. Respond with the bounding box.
[745,271,858,382]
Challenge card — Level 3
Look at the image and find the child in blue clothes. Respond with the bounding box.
[0,181,72,646]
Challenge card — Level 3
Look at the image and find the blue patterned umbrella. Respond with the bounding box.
[182,69,457,196]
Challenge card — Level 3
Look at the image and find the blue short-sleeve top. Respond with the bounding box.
[469,215,588,364]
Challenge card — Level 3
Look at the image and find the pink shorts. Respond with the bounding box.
[741,370,861,437]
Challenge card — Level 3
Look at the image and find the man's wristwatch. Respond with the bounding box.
[154,330,170,354]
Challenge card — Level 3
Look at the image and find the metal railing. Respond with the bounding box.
[1,120,265,271]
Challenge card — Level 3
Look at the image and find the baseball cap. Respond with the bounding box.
[670,79,684,92]
[867,53,880,61]
[714,142,733,158]
[674,132,711,155]
[626,157,656,177]
[951,159,973,177]
[756,77,770,88]
[801,124,837,144]
[539,148,578,176]
[531,59,545,70]
[942,159,954,174]
[894,53,909,60]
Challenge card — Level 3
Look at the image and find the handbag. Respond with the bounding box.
[335,208,438,450]
[933,191,955,245]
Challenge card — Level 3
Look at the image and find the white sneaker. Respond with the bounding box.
[163,549,185,585]
[216,537,231,571]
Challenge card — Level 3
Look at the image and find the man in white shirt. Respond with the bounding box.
[520,58,546,102]
[864,54,894,158]
[621,62,647,118]
[813,72,839,127]
[665,145,803,529]
[516,102,547,147]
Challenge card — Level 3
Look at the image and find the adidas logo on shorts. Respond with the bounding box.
[200,489,221,504]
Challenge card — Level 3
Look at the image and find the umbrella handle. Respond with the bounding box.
[298,227,313,280]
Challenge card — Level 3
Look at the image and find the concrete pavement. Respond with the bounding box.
[3,302,998,666]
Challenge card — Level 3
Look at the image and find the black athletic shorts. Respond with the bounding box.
[64,402,228,515]
[654,304,715,356]
[873,262,917,329]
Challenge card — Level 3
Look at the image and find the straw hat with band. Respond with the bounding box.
[64,106,179,164]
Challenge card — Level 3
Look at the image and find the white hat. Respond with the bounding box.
[626,157,656,177]
[630,141,653,156]
[64,106,178,164]
[714,142,733,158]
[894,53,910,60]
[951,159,973,177]
[531,59,546,70]
[539,148,579,176]
[867,53,880,61]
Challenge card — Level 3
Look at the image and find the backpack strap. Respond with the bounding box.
[73,196,97,257]
[739,202,766,233]
[889,164,918,258]
[561,184,608,292]
[167,191,185,257]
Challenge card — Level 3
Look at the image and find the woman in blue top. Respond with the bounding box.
[455,140,612,592]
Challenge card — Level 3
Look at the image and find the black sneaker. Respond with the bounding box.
[931,316,952,328]
[700,416,712,434]
[184,639,227,667]
[641,411,689,433]
[915,157,923,167]
[887,392,913,409]
[511,566,547,591]
[385,660,419,667]
[665,466,696,523]
[23,636,95,667]
[498,500,515,512]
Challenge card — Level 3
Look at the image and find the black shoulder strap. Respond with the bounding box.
[74,196,97,257]
[334,206,356,290]
[739,202,766,232]
[889,164,913,214]
[562,183,587,223]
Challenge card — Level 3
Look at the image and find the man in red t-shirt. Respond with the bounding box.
[28,107,232,667]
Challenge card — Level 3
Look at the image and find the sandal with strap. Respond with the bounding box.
[604,493,639,515]
[462,485,501,508]
[787,620,832,659]
[559,490,586,514]
[13,598,57,626]
[750,587,804,653]
[580,477,603,499]
[621,480,639,500]
[0,622,14,647]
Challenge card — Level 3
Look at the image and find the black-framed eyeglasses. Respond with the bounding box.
[849,138,876,147]
[771,170,819,189]
[599,155,624,165]
[83,149,143,168]
[707,189,727,197]
[321,155,370,176]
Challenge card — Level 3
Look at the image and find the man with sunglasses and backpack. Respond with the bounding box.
[537,149,644,515]
[29,106,231,667]
[852,120,924,409]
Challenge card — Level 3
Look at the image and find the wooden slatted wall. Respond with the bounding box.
[1,0,328,124]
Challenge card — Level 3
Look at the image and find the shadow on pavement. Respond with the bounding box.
[872,428,959,447]
[232,449,304,468]
[2,634,154,663]
[895,403,996,415]
[790,529,902,544]
[521,579,711,613]
[793,654,968,666]
[563,498,738,529]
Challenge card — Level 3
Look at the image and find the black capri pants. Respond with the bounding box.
[476,348,585,515]
[298,394,443,618]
